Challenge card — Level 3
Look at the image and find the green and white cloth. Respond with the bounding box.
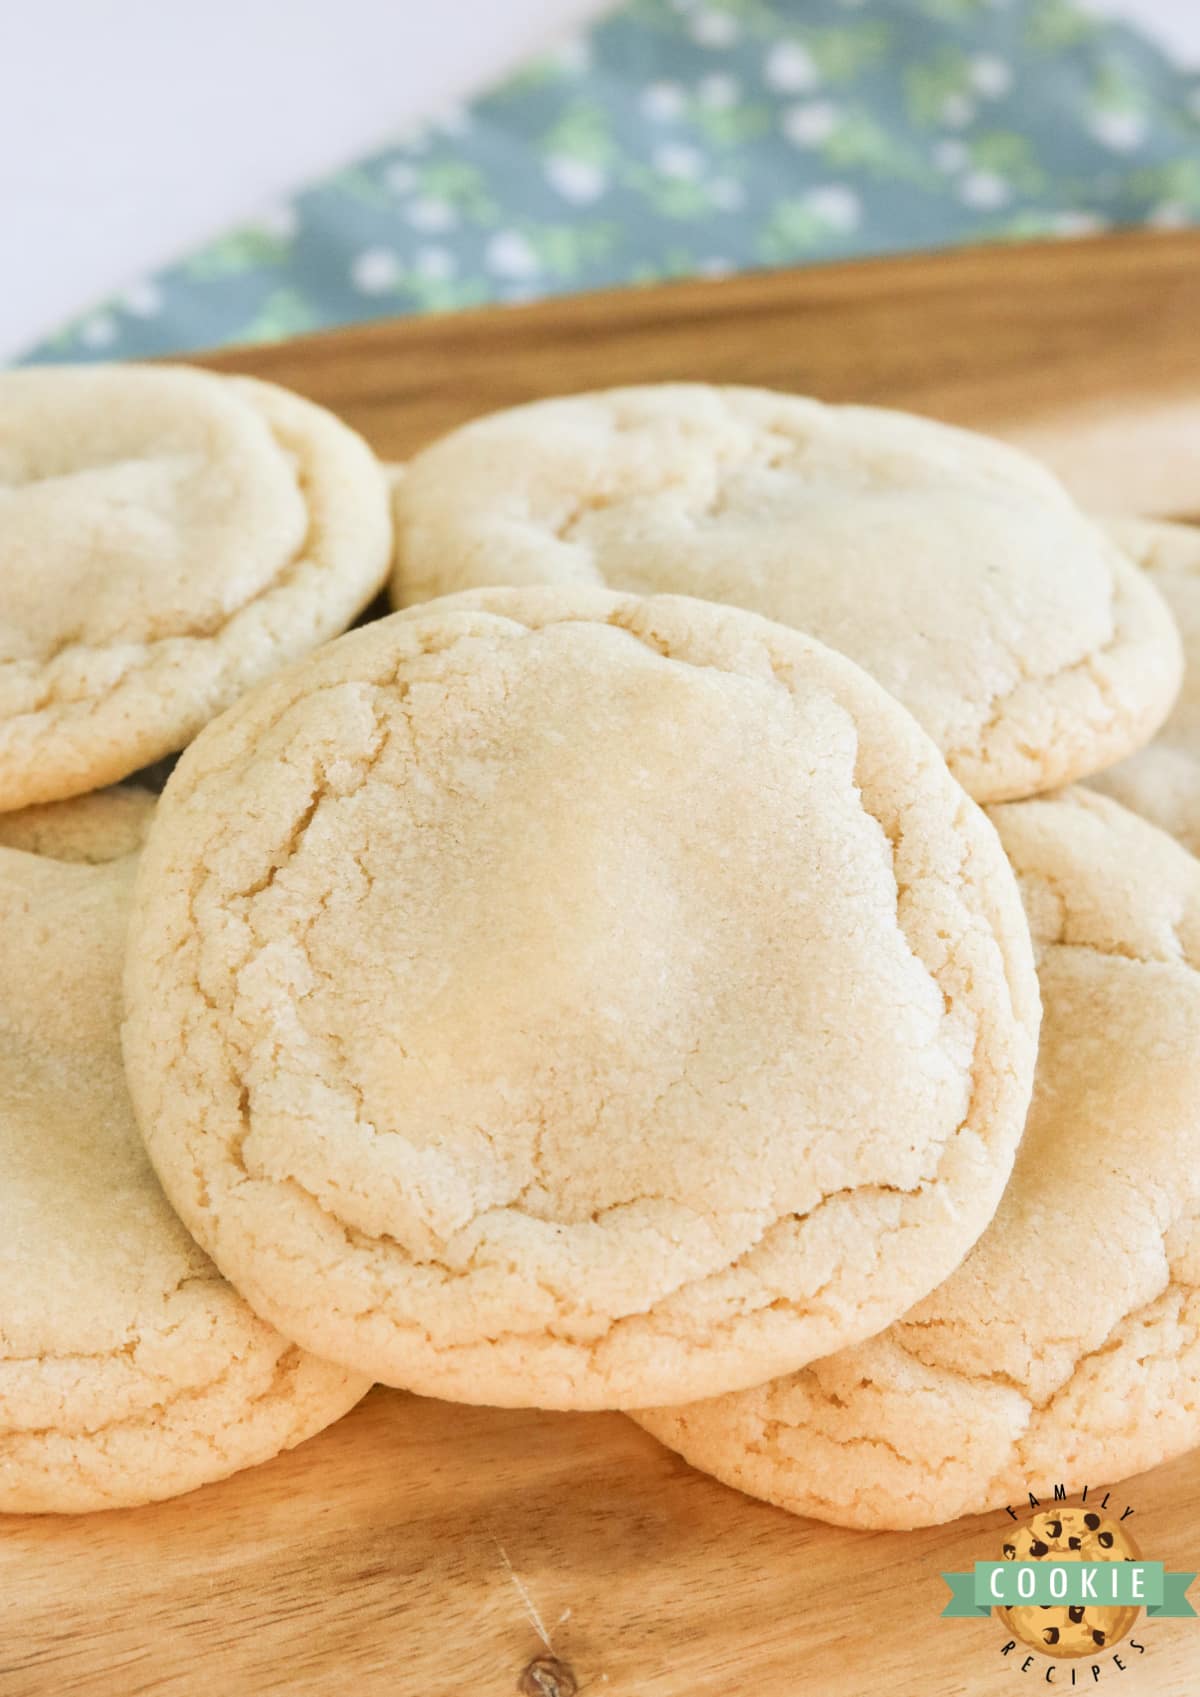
[23,0,1200,365]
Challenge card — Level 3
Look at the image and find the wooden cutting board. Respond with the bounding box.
[7,231,1200,1697]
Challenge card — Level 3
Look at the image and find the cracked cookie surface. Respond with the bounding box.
[390,386,1181,804]
[1090,518,1200,854]
[0,847,367,1514]
[0,364,393,811]
[0,786,156,862]
[123,586,1038,1410]
[634,789,1200,1525]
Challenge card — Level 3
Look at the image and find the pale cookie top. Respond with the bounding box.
[0,850,367,1514]
[0,786,155,862]
[1089,518,1200,854]
[635,790,1200,1528]
[0,364,393,812]
[123,587,1039,1411]
[390,386,1182,804]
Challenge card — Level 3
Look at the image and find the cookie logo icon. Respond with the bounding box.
[940,1485,1197,1681]
[998,1508,1140,1659]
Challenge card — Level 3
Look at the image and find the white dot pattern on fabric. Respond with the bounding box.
[21,0,1200,366]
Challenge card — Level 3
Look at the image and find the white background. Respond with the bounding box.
[1,0,1197,363]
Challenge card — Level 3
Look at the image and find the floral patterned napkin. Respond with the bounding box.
[22,0,1200,365]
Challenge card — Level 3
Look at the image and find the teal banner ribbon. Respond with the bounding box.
[1148,1572,1199,1619]
[941,1570,992,1619]
[941,1564,1196,1618]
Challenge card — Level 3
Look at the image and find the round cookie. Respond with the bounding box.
[389,385,1182,803]
[0,847,368,1513]
[0,364,393,811]
[635,789,1200,1526]
[0,786,155,863]
[123,587,1039,1411]
[999,1508,1140,1658]
[1089,518,1200,854]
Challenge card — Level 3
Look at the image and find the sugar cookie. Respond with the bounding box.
[1090,518,1200,854]
[0,848,367,1513]
[124,588,1038,1410]
[635,791,1200,1526]
[390,387,1181,803]
[0,364,392,810]
[0,786,155,862]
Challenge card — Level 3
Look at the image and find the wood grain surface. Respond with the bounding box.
[7,1391,1200,1697]
[7,232,1200,1697]
[203,227,1200,517]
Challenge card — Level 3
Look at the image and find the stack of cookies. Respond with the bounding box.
[2,370,1197,1532]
